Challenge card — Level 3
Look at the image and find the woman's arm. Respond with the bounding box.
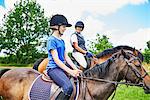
[51,49,81,77]
[51,49,72,73]
[71,34,87,54]
[73,42,87,54]
[64,52,78,70]
[73,42,94,58]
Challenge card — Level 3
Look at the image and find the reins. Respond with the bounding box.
[78,75,144,87]
[78,75,144,100]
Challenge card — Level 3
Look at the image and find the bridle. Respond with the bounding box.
[78,52,148,100]
[125,53,148,84]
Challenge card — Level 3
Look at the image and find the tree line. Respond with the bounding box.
[0,0,149,64]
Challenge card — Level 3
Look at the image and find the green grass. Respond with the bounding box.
[109,85,150,100]
[143,63,150,71]
[109,73,150,100]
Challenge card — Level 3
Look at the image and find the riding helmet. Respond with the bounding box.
[50,14,72,27]
[75,21,84,29]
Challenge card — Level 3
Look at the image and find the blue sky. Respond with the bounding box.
[0,0,150,56]
[0,0,5,7]
[102,3,150,34]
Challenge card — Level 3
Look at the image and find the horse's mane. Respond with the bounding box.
[83,57,115,78]
[96,45,144,61]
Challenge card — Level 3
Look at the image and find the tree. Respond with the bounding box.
[0,27,3,52]
[147,40,150,49]
[143,41,150,63]
[0,0,50,64]
[88,34,113,54]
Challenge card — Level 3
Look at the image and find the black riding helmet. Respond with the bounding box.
[75,21,84,30]
[50,14,72,27]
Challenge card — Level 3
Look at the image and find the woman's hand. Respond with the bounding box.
[70,69,82,78]
[86,52,94,58]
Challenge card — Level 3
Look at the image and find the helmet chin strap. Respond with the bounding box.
[58,25,63,36]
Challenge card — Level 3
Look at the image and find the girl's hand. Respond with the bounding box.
[70,69,82,78]
[76,69,82,73]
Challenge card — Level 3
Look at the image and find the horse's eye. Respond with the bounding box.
[126,55,130,60]
[135,62,141,67]
[136,64,141,68]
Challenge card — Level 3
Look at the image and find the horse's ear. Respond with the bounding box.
[133,47,138,56]
[120,49,126,57]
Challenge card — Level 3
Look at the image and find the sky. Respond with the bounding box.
[0,0,150,55]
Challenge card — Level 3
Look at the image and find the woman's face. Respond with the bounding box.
[59,25,66,34]
[75,27,83,33]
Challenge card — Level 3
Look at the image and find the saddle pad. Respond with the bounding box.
[28,75,52,100]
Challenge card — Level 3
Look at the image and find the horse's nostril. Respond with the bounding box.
[143,85,150,94]
[139,82,144,86]
[144,88,150,94]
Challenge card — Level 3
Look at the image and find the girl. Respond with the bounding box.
[47,14,82,100]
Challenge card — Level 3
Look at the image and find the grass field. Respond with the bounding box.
[109,71,150,100]
[109,85,150,100]
[143,63,150,72]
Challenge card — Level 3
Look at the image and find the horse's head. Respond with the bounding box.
[116,49,150,93]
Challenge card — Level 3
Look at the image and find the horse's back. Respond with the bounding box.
[2,68,40,77]
[1,68,40,100]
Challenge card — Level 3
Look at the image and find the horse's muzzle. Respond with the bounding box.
[144,85,150,94]
[144,88,150,94]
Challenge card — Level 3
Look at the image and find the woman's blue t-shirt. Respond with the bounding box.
[47,36,65,69]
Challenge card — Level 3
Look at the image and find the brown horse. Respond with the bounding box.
[0,49,149,100]
[33,45,144,73]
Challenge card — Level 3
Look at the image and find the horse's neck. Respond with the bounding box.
[79,62,121,100]
[106,62,121,80]
[0,79,3,95]
[78,78,117,100]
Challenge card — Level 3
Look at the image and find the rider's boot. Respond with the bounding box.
[56,91,70,100]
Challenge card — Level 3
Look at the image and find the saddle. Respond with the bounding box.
[28,70,79,100]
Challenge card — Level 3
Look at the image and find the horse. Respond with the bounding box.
[33,45,144,73]
[0,49,149,100]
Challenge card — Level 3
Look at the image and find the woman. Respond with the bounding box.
[70,21,93,69]
[47,14,82,100]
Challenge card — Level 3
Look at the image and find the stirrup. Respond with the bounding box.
[56,91,70,100]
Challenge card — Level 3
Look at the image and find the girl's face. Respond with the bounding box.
[75,27,83,33]
[59,25,66,34]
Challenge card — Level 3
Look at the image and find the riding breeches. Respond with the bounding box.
[72,52,87,68]
[47,67,73,95]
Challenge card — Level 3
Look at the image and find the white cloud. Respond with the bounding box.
[36,0,148,17]
[83,16,105,38]
[127,0,148,5]
[0,0,149,54]
[1,0,148,25]
[63,24,150,52]
[35,0,149,30]
[62,16,105,52]
[0,0,18,26]
[0,6,6,26]
[104,28,150,51]
[5,0,18,10]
